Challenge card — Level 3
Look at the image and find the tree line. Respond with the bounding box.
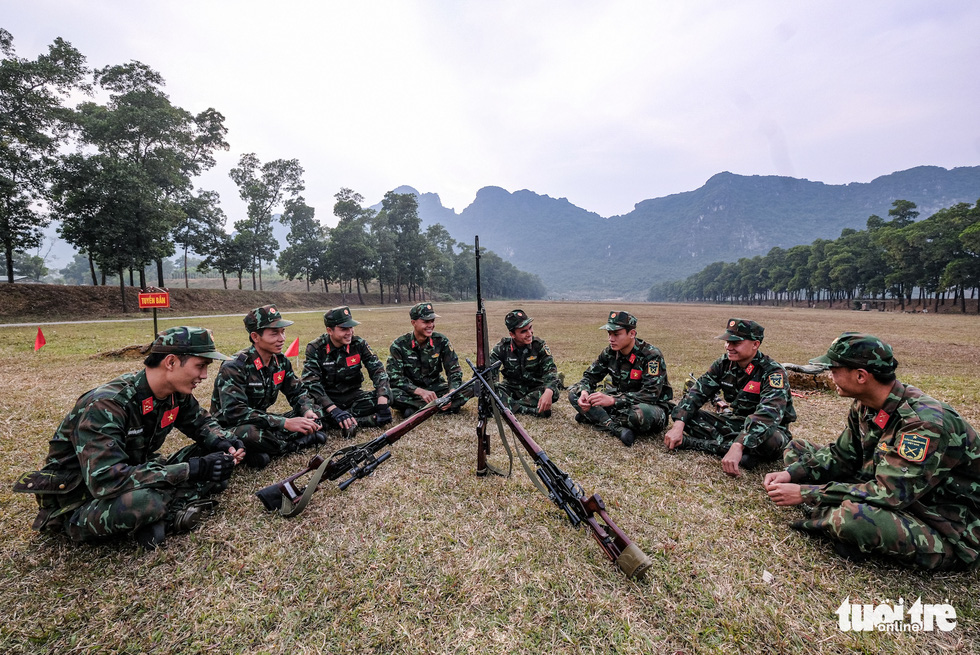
[648,199,980,313]
[0,29,544,309]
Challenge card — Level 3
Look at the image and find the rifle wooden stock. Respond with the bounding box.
[255,369,498,515]
[466,359,652,579]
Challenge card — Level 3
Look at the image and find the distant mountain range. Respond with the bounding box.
[399,165,980,299]
[41,165,980,299]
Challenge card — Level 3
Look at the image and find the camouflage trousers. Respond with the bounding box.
[226,409,305,457]
[320,389,390,427]
[567,391,668,436]
[497,382,554,417]
[63,444,220,543]
[785,440,964,571]
[676,409,789,460]
[391,382,471,415]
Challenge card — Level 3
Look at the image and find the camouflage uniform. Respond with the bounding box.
[568,311,673,438]
[489,309,560,417]
[388,302,468,415]
[672,319,795,462]
[302,306,391,427]
[210,306,315,457]
[14,327,236,544]
[784,332,980,570]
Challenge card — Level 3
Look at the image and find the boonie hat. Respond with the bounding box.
[244,305,293,333]
[410,302,439,321]
[324,306,360,328]
[150,326,230,360]
[717,318,764,342]
[505,309,533,331]
[809,332,898,375]
[600,310,637,331]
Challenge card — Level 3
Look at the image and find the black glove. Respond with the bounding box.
[376,404,392,426]
[213,438,245,454]
[188,452,235,484]
[330,407,353,426]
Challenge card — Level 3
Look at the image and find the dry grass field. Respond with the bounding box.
[3,301,979,654]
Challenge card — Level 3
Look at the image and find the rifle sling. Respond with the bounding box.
[278,449,334,518]
[483,402,513,478]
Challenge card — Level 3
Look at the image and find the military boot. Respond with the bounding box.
[135,521,166,550]
[681,437,725,455]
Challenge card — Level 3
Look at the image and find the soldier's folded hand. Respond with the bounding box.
[188,452,235,483]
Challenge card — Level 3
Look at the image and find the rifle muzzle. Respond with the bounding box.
[615,542,653,579]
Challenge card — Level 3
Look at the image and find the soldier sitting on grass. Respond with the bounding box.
[388,302,469,418]
[765,332,980,570]
[210,305,322,470]
[489,309,562,418]
[568,310,673,447]
[303,306,392,439]
[15,327,245,550]
[665,318,795,477]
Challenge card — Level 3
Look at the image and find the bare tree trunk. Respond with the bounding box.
[258,256,263,291]
[156,258,164,287]
[88,253,97,285]
[221,270,228,290]
[118,266,127,313]
[184,246,190,288]
[356,277,364,305]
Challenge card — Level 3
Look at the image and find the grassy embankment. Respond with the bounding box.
[2,302,978,654]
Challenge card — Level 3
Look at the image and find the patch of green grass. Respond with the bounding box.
[1,301,978,653]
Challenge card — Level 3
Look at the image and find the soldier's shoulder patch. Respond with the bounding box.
[896,433,930,463]
[647,360,660,377]
[768,372,784,389]
[543,344,552,356]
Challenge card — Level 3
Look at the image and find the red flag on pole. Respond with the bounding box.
[34,327,46,351]
[284,337,300,358]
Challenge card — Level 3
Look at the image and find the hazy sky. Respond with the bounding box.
[5,1,980,224]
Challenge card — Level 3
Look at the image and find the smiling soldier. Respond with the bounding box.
[568,310,673,447]
[302,305,392,438]
[765,332,980,570]
[489,309,562,417]
[210,305,321,469]
[15,327,244,550]
[388,302,469,418]
[665,318,795,477]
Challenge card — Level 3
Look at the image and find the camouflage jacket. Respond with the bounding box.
[489,336,560,394]
[210,345,313,429]
[37,370,232,498]
[388,332,462,393]
[570,337,673,411]
[673,351,795,449]
[302,334,391,408]
[787,382,980,556]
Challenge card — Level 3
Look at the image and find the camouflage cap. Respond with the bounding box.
[244,305,293,333]
[600,310,637,331]
[716,318,764,342]
[809,332,899,374]
[409,302,440,321]
[505,309,533,331]
[324,306,360,328]
[149,326,230,360]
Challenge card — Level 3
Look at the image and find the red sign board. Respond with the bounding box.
[138,291,170,309]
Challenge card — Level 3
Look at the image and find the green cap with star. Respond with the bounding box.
[505,309,533,331]
[716,318,764,342]
[244,305,293,334]
[600,310,637,331]
[809,332,898,375]
[149,326,230,360]
[324,306,360,328]
[409,302,439,321]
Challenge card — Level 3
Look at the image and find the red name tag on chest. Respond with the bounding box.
[273,370,285,385]
[161,407,179,428]
[742,381,761,394]
[346,354,361,367]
